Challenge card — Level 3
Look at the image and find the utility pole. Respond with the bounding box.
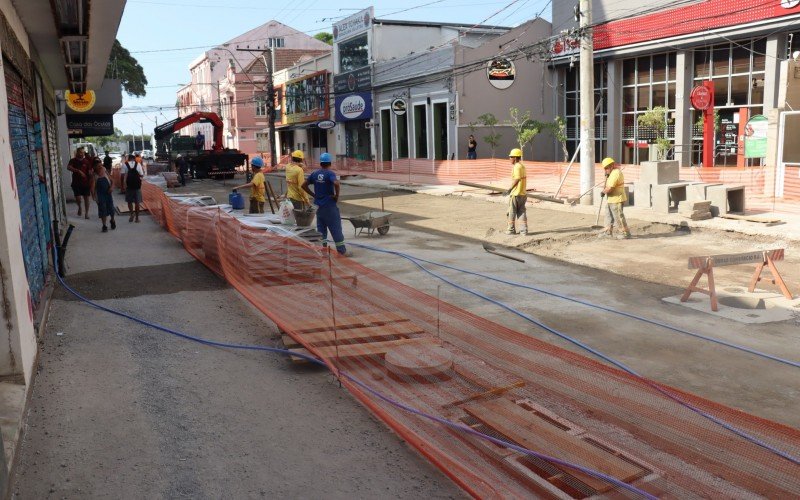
[140,123,145,151]
[235,47,278,169]
[579,0,595,205]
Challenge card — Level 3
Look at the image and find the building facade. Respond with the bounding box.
[0,0,124,390]
[177,20,330,152]
[550,0,800,175]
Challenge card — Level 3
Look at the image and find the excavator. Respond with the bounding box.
[154,111,247,179]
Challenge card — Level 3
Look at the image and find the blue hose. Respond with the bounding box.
[50,245,656,499]
[349,242,800,466]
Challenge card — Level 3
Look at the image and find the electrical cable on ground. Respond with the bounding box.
[349,242,800,466]
[50,245,656,499]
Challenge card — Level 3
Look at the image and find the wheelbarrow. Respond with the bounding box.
[343,211,392,236]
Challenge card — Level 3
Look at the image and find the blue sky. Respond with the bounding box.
[115,0,552,135]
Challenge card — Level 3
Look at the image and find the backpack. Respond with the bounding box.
[126,163,142,190]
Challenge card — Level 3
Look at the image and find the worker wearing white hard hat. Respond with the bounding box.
[598,158,631,239]
[504,148,528,235]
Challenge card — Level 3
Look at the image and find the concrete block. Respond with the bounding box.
[678,200,712,213]
[640,160,679,185]
[686,182,722,202]
[634,182,652,208]
[707,184,746,216]
[652,182,689,214]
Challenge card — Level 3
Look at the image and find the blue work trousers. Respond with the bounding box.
[316,203,346,254]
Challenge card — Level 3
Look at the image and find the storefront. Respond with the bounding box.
[551,0,800,167]
[332,8,375,164]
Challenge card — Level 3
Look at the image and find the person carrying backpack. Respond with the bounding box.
[121,153,145,222]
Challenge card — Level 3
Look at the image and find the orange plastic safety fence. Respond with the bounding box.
[144,182,800,498]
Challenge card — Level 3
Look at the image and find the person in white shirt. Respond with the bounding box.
[120,153,145,222]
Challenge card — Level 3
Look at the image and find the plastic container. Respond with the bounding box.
[229,190,245,210]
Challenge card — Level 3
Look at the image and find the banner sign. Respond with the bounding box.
[334,67,371,94]
[66,114,114,137]
[744,114,768,158]
[284,70,330,125]
[335,92,372,121]
[333,7,373,41]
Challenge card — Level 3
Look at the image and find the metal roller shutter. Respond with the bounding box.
[4,60,50,305]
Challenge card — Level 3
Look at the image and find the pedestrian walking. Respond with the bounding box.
[120,153,145,223]
[90,158,116,232]
[67,146,92,219]
[504,148,528,235]
[285,150,310,209]
[103,151,113,172]
[175,154,188,186]
[598,157,631,239]
[233,157,267,213]
[302,152,347,255]
[467,135,477,159]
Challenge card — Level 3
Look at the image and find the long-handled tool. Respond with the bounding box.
[482,242,525,263]
[592,195,605,230]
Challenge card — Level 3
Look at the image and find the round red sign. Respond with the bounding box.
[690,85,711,110]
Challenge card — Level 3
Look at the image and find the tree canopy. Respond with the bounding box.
[314,32,333,45]
[106,40,148,97]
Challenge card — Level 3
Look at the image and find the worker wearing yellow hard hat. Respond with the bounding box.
[598,157,631,239]
[285,149,310,208]
[504,147,528,235]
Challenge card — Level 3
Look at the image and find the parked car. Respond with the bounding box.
[141,149,154,160]
[73,141,98,158]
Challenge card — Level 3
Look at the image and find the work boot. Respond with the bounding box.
[519,228,528,236]
[616,232,631,240]
[505,228,516,235]
[597,231,613,239]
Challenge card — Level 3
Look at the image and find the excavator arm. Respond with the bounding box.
[153,111,224,151]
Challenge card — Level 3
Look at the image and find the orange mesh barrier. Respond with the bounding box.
[143,181,800,497]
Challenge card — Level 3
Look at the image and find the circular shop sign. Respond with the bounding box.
[65,90,96,113]
[690,85,711,110]
[782,0,800,9]
[317,119,336,130]
[487,58,515,90]
[391,98,407,116]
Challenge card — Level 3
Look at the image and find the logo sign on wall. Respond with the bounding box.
[66,114,114,137]
[335,92,372,121]
[333,7,373,41]
[487,58,515,90]
[744,114,768,158]
[65,90,96,113]
[690,85,712,110]
[391,98,406,116]
[782,0,800,8]
[333,67,371,94]
[317,119,336,130]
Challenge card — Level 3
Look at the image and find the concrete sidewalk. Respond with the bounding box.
[10,212,462,498]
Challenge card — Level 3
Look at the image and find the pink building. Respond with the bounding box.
[176,20,330,155]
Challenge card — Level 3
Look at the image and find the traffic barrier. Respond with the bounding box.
[143,181,800,497]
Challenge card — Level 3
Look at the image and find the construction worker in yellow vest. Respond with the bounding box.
[285,150,310,209]
[504,148,528,235]
[598,157,631,239]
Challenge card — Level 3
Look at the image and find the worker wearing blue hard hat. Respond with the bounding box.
[285,150,310,209]
[233,157,267,213]
[302,152,347,256]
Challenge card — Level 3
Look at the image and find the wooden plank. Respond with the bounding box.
[298,322,423,345]
[463,398,643,491]
[291,338,436,360]
[290,312,408,333]
[719,213,783,223]
[687,248,784,269]
[442,381,526,408]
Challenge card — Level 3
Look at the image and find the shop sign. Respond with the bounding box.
[487,58,515,90]
[66,114,114,137]
[333,7,373,41]
[744,114,768,158]
[391,98,406,116]
[65,90,96,112]
[284,70,329,125]
[782,0,800,8]
[550,32,581,57]
[317,119,336,130]
[335,92,372,121]
[690,85,712,110]
[334,67,371,94]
